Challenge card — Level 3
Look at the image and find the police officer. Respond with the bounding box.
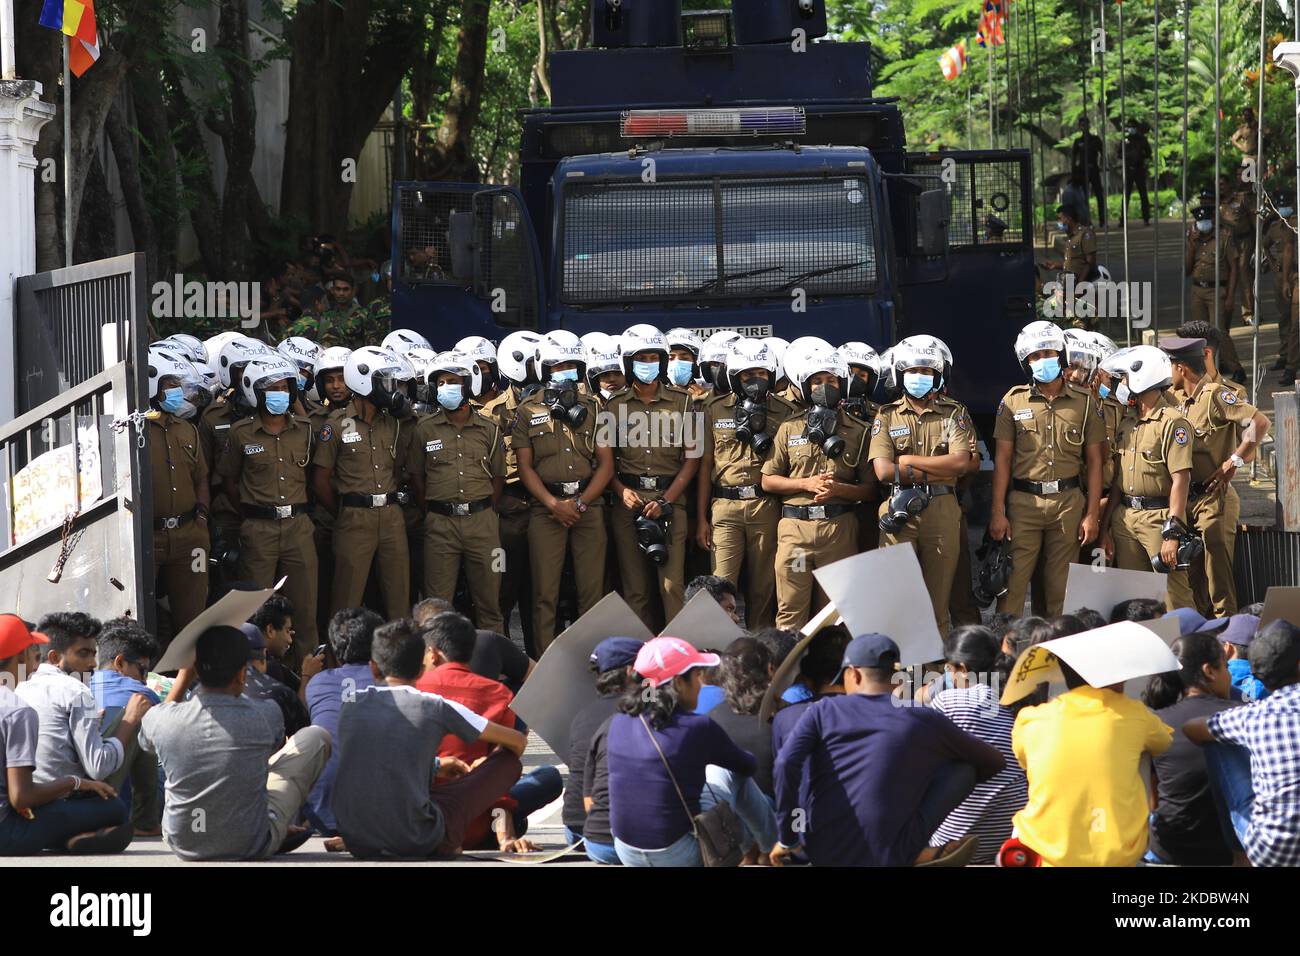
[778,337,834,410]
[1185,199,1246,379]
[146,347,211,636]
[455,335,502,406]
[1220,173,1257,326]
[839,341,883,553]
[1044,204,1098,327]
[484,330,545,653]
[868,342,978,636]
[311,346,414,620]
[696,330,743,399]
[697,337,796,630]
[666,328,709,401]
[1163,336,1270,618]
[407,352,506,632]
[761,346,872,631]
[1263,192,1297,375]
[605,324,700,630]
[514,332,614,653]
[1099,346,1196,611]
[217,355,319,660]
[1121,122,1153,226]
[278,336,324,419]
[990,322,1105,618]
[585,334,626,403]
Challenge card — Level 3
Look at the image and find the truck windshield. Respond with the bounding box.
[560,175,878,304]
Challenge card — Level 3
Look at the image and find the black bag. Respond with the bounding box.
[639,715,745,867]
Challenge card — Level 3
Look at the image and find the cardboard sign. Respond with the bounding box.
[154,577,285,672]
[1259,587,1300,629]
[1063,563,1168,621]
[1001,620,1180,707]
[508,592,651,762]
[660,591,745,651]
[758,602,842,726]
[813,544,943,665]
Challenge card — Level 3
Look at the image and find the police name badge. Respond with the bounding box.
[530,414,550,426]
[788,436,809,447]
[425,439,443,452]
[1013,409,1033,421]
[342,431,363,444]
[714,418,736,430]
[243,443,264,455]
[888,427,909,438]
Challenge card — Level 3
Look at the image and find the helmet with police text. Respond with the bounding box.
[585,334,623,392]
[1085,330,1120,360]
[429,350,483,409]
[239,355,299,410]
[892,340,945,398]
[898,334,953,383]
[839,341,880,398]
[1115,344,1173,395]
[1062,328,1102,374]
[665,328,703,358]
[147,346,193,403]
[218,336,275,389]
[761,336,790,382]
[539,330,587,381]
[665,328,703,388]
[498,330,544,386]
[192,360,220,393]
[278,336,323,393]
[620,324,668,381]
[1014,320,1067,377]
[794,346,848,406]
[455,335,497,371]
[697,330,743,389]
[782,336,833,387]
[162,333,207,365]
[381,328,432,355]
[344,346,404,400]
[726,337,779,399]
[403,347,439,403]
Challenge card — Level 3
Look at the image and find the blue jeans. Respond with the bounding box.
[916,763,978,843]
[508,765,562,836]
[1204,742,1253,850]
[0,797,128,855]
[700,765,778,851]
[565,825,621,865]
[614,830,703,867]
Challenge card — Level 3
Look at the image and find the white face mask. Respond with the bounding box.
[1115,382,1133,406]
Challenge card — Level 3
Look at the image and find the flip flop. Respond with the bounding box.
[915,835,979,868]
[275,828,314,855]
[65,823,134,855]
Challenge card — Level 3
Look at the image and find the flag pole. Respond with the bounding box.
[63,34,72,267]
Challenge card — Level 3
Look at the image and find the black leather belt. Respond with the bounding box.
[712,483,764,501]
[1122,494,1170,510]
[782,504,852,520]
[1013,476,1081,496]
[341,492,398,508]
[1192,279,1228,288]
[881,483,955,498]
[544,478,590,498]
[502,482,531,501]
[241,503,312,520]
[154,510,196,531]
[618,473,673,492]
[428,497,493,517]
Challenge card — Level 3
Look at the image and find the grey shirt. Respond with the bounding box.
[0,686,39,822]
[138,688,285,861]
[14,663,124,783]
[333,684,487,857]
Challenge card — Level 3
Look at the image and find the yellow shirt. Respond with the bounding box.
[1012,686,1172,867]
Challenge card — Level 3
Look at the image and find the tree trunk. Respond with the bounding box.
[131,73,180,279]
[105,99,159,284]
[534,0,552,103]
[427,0,491,182]
[213,0,256,279]
[164,62,222,275]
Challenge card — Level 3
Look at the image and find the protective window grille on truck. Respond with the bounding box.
[560,176,878,304]
[911,158,1025,249]
[396,187,474,286]
[473,191,539,329]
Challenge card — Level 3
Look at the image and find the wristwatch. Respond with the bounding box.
[575,498,588,514]
[1229,453,1246,469]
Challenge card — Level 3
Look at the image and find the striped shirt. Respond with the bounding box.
[928,683,1027,863]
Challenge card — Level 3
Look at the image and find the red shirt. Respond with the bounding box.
[415,662,516,761]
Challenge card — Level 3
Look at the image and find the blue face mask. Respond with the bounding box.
[1055,222,1069,233]
[633,360,660,385]
[1280,207,1296,219]
[667,359,694,387]
[296,373,308,391]
[549,368,579,384]
[263,391,291,415]
[437,384,463,410]
[903,371,935,399]
[160,387,185,414]
[1195,220,1213,234]
[1098,383,1111,400]
[1030,357,1061,384]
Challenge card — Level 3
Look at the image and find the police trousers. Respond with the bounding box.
[1109,504,1195,610]
[154,521,209,639]
[710,496,780,630]
[330,503,410,621]
[424,508,504,633]
[238,513,319,660]
[497,499,534,653]
[880,494,962,637]
[773,511,858,632]
[997,488,1086,618]
[1188,486,1241,619]
[611,501,687,632]
[528,501,607,656]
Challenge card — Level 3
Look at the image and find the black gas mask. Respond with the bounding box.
[635,502,672,565]
[879,464,931,534]
[543,380,588,428]
[734,398,772,454]
[1151,515,1205,573]
[804,406,845,459]
[972,533,1013,605]
[370,374,413,419]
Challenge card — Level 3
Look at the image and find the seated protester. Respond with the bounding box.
[1215,614,1266,702]
[772,626,851,760]
[139,626,331,861]
[693,659,725,715]
[1110,597,1167,624]
[1184,619,1300,867]
[752,627,798,673]
[779,624,851,707]
[684,574,742,627]
[987,612,1018,638]
[302,608,382,836]
[0,615,130,855]
[771,634,1004,867]
[566,636,642,865]
[1165,606,1210,638]
[1046,614,1086,639]
[1000,616,1052,658]
[412,597,534,691]
[16,612,150,786]
[1011,652,1173,867]
[924,627,1029,865]
[333,619,528,859]
[415,612,560,848]
[606,637,771,867]
[241,624,309,737]
[1142,632,1239,866]
[249,595,299,693]
[1072,607,1106,631]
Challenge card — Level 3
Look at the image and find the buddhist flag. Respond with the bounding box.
[976,9,1004,47]
[940,42,968,81]
[37,0,100,76]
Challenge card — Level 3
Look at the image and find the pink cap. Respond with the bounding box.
[634,636,720,688]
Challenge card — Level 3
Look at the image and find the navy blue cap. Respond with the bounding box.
[1203,614,1259,647]
[838,633,900,677]
[590,636,644,673]
[1164,607,1208,637]
[240,622,267,651]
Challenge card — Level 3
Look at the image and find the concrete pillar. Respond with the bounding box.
[0,79,56,425]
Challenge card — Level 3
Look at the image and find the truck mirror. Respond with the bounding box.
[918,189,950,257]
[448,211,475,280]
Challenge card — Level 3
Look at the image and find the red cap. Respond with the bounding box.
[0,614,49,659]
[634,636,720,688]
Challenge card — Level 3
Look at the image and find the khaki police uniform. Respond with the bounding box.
[217,414,319,658]
[314,401,410,620]
[407,408,506,632]
[1187,231,1245,374]
[199,398,246,576]
[514,392,607,653]
[762,410,872,632]
[703,390,798,630]
[301,395,339,636]
[1176,375,1255,617]
[1108,392,1196,610]
[993,382,1106,617]
[868,395,974,636]
[1221,190,1256,322]
[147,412,209,635]
[483,388,535,651]
[844,400,882,553]
[1263,216,1295,356]
[1061,225,1097,286]
[605,384,696,630]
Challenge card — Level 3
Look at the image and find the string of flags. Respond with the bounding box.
[37,0,101,77]
[940,0,1009,81]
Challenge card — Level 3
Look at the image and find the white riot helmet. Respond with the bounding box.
[580,332,607,352]
[620,324,668,383]
[312,345,353,402]
[239,355,299,411]
[204,330,244,366]
[1115,345,1172,396]
[898,334,952,379]
[278,336,323,391]
[1062,328,1102,374]
[794,347,849,406]
[1086,330,1120,359]
[697,330,743,389]
[403,347,440,403]
[539,330,587,383]
[782,336,833,392]
[585,336,623,394]
[665,327,703,388]
[193,360,220,393]
[455,335,498,387]
[726,337,779,399]
[1014,320,1067,377]
[381,328,432,355]
[429,350,482,410]
[175,360,214,420]
[839,341,880,399]
[147,346,193,403]
[892,340,946,398]
[162,333,207,365]
[344,346,412,417]
[498,330,545,386]
[665,328,703,357]
[217,336,274,389]
[761,336,790,382]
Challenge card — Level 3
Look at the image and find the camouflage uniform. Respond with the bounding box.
[287,301,388,349]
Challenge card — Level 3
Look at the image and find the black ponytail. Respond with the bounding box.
[1142,632,1225,710]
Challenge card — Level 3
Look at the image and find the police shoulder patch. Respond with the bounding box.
[1220,389,1238,405]
[871,418,882,436]
[318,424,333,442]
[1173,426,1189,445]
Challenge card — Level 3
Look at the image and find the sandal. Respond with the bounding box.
[915,835,979,867]
[65,823,134,855]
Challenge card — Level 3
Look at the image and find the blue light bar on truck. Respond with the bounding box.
[620,107,806,138]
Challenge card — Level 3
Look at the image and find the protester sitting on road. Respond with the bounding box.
[772,633,1004,867]
[752,626,798,674]
[1142,632,1239,866]
[249,595,299,692]
[605,636,769,867]
[772,625,850,761]
[566,636,642,864]
[925,626,1029,865]
[1184,619,1300,867]
[1214,614,1266,702]
[0,615,130,856]
[413,597,534,690]
[332,619,527,859]
[1072,607,1106,631]
[1110,597,1166,624]
[1000,616,1052,658]
[241,623,309,737]
[139,625,331,860]
[684,575,742,626]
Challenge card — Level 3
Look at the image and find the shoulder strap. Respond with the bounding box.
[639,714,699,836]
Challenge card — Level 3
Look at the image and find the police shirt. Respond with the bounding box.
[1189,232,1232,283]
[1263,218,1295,276]
[313,401,406,496]
[483,388,526,485]
[199,399,245,484]
[603,384,696,479]
[762,411,872,507]
[1062,227,1097,280]
[1112,393,1194,497]
[512,393,600,485]
[993,383,1105,482]
[148,412,207,518]
[217,415,314,507]
[867,395,974,488]
[407,408,503,503]
[1174,375,1256,484]
[704,391,799,489]
[1098,396,1126,491]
